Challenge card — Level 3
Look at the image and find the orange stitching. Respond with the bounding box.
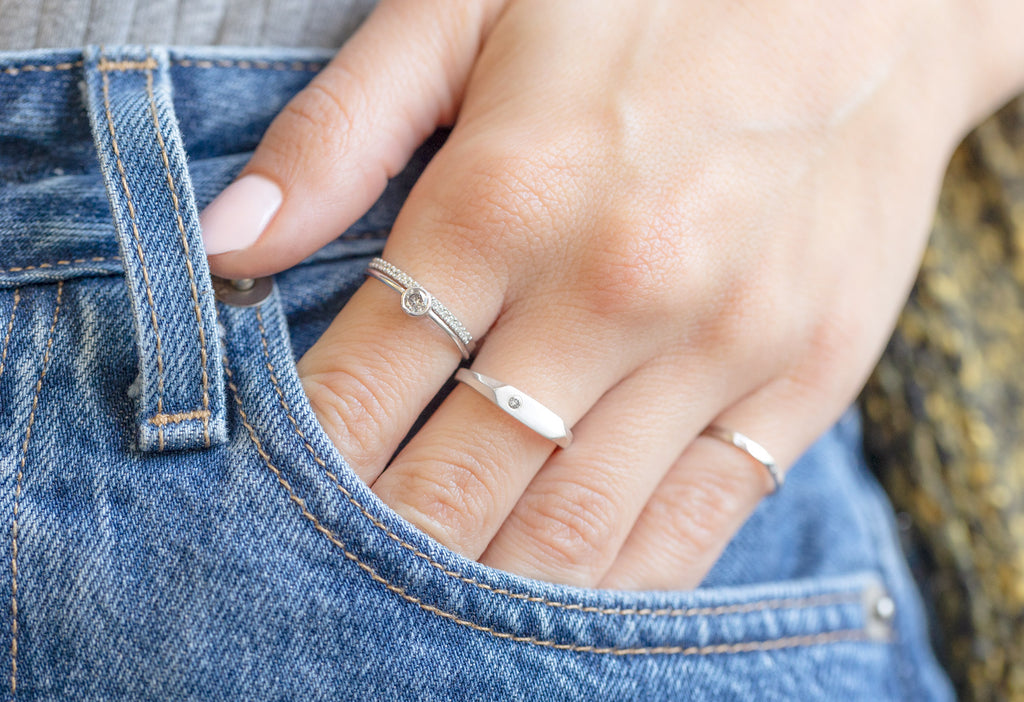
[223,353,869,654]
[97,58,159,73]
[0,289,20,384]
[0,61,82,76]
[144,57,211,447]
[0,257,120,275]
[100,52,167,451]
[148,410,212,426]
[251,310,864,618]
[10,281,63,694]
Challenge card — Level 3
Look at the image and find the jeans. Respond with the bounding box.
[0,45,954,700]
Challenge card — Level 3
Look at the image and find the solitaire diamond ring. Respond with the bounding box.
[366,257,475,359]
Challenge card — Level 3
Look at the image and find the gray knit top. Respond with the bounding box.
[0,0,379,50]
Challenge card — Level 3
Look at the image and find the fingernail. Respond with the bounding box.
[200,174,283,255]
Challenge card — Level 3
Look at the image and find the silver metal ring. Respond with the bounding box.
[367,257,475,360]
[700,425,783,494]
[455,369,573,449]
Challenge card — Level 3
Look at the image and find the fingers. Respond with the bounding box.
[292,125,553,482]
[202,0,504,277]
[296,243,502,483]
[369,303,643,559]
[599,378,840,590]
[476,362,718,587]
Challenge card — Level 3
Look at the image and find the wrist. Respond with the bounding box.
[948,0,1024,130]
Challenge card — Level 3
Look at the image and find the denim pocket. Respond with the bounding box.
[214,269,922,701]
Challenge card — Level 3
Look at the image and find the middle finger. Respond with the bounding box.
[371,299,638,559]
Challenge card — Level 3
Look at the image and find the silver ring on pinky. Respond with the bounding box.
[700,425,783,494]
[367,257,475,360]
[455,369,573,449]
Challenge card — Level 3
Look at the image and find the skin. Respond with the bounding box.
[207,0,1024,590]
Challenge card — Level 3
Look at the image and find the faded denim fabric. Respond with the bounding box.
[0,46,954,700]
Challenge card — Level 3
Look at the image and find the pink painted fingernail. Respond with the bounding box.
[200,174,283,255]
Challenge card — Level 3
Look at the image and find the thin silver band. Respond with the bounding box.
[700,425,783,494]
[367,257,475,360]
[455,369,573,449]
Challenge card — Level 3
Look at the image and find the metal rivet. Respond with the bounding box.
[507,396,522,410]
[874,595,896,622]
[862,584,896,641]
[213,276,273,307]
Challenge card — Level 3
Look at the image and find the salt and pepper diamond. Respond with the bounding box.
[366,257,475,357]
[401,286,432,317]
[507,396,522,410]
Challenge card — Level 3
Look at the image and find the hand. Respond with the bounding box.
[203,0,1021,589]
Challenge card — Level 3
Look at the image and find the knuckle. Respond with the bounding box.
[265,70,365,168]
[570,191,741,328]
[388,443,508,556]
[657,466,754,565]
[431,144,579,262]
[692,261,797,369]
[577,212,685,319]
[301,367,399,471]
[511,479,621,577]
[783,299,867,398]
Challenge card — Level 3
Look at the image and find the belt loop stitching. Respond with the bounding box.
[98,47,168,451]
[143,49,211,447]
[0,257,121,275]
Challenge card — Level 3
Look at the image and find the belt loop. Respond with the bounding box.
[82,45,228,452]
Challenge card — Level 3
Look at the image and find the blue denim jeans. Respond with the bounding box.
[0,45,954,700]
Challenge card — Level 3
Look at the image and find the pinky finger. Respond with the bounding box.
[598,381,846,591]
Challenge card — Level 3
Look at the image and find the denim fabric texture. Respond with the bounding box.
[0,46,955,700]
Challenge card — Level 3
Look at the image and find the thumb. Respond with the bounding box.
[203,0,502,278]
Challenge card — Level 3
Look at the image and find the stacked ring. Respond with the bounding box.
[366,257,475,359]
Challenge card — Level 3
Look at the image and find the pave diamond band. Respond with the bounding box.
[455,369,573,449]
[700,425,783,494]
[367,257,475,359]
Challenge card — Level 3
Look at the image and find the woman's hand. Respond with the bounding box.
[203,0,1022,589]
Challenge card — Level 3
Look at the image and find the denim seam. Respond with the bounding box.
[147,409,212,426]
[2,59,324,77]
[98,58,158,73]
[10,281,63,696]
[224,350,870,654]
[251,309,868,619]
[144,53,211,447]
[1,62,82,76]
[99,54,168,450]
[0,258,121,275]
[0,289,20,384]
